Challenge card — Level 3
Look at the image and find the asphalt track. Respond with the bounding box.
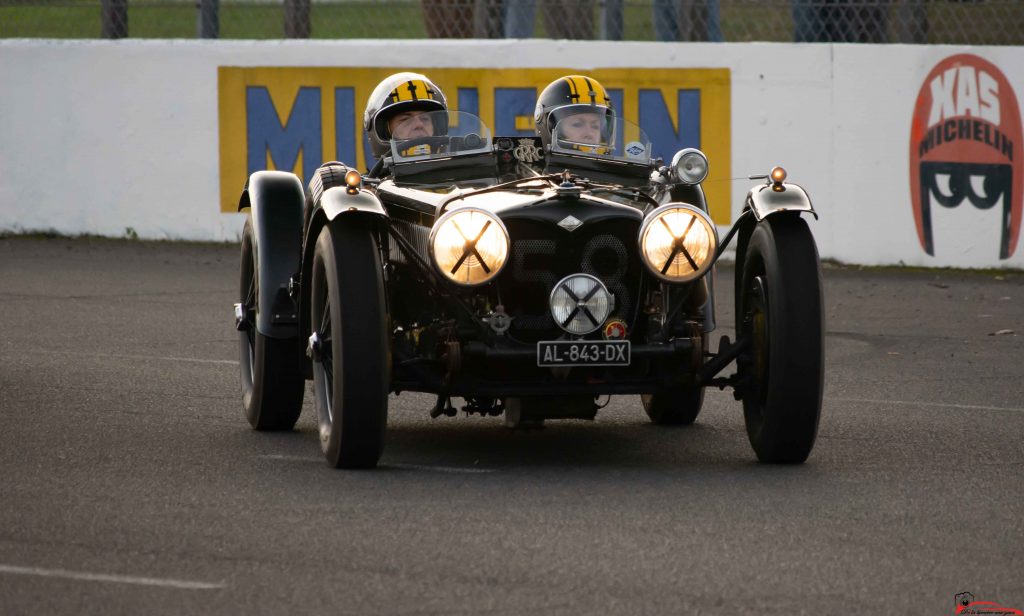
[1,236,1022,615]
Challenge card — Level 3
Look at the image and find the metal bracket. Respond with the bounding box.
[698,334,748,386]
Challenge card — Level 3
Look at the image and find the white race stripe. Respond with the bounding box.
[0,564,224,590]
[260,454,319,463]
[260,455,496,473]
[833,397,1024,413]
[27,349,238,366]
[387,463,496,474]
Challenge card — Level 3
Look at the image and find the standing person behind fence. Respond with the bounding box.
[504,0,595,39]
[653,0,722,42]
[363,72,448,175]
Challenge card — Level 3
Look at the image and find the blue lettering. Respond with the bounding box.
[452,88,483,137]
[608,88,625,153]
[246,86,321,181]
[457,88,479,117]
[494,88,537,137]
[363,132,377,172]
[639,89,700,161]
[334,87,355,168]
[608,88,624,117]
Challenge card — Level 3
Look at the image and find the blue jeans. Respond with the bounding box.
[504,0,537,38]
[653,0,722,42]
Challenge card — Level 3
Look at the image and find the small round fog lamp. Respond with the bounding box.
[344,169,362,194]
[770,166,787,190]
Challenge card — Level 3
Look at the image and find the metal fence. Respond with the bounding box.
[1,0,1021,44]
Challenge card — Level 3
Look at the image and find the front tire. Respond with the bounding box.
[238,219,304,431]
[737,215,824,463]
[309,221,389,468]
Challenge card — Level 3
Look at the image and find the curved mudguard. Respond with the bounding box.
[239,170,304,338]
[301,184,388,269]
[745,182,817,221]
[297,182,388,342]
[319,185,387,220]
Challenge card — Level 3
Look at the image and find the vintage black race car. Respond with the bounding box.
[235,111,824,468]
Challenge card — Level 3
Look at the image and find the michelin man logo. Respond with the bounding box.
[910,54,1023,262]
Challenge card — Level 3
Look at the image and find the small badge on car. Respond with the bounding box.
[603,319,627,340]
[513,139,543,163]
[558,215,583,232]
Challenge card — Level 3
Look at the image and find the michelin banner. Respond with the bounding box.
[218,67,732,222]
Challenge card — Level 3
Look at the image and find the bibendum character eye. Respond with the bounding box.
[933,173,955,198]
[969,175,988,200]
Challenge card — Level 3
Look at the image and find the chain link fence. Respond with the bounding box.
[1,0,1021,44]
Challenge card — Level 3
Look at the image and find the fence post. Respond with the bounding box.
[197,0,219,38]
[284,0,311,38]
[599,0,623,40]
[101,0,128,39]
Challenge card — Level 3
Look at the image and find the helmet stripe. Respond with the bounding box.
[582,76,608,105]
[564,75,609,107]
[582,76,597,103]
[564,76,580,103]
[390,79,438,103]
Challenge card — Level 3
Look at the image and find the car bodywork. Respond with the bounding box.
[236,111,823,468]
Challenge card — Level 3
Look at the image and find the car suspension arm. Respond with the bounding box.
[698,334,749,389]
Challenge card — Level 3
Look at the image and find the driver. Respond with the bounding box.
[363,72,448,167]
[534,75,615,153]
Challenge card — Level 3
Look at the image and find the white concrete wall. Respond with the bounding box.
[1,39,1022,268]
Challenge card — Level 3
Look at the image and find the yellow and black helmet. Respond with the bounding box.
[534,75,615,151]
[364,72,448,158]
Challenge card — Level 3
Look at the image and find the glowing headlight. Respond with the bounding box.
[429,208,509,286]
[671,148,709,185]
[639,204,718,283]
[550,274,614,335]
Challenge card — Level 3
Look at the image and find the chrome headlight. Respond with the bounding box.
[671,148,709,185]
[550,274,614,335]
[639,204,718,283]
[429,207,509,286]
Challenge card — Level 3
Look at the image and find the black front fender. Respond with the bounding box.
[240,170,304,338]
[745,182,816,222]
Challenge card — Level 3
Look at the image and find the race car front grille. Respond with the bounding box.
[498,218,643,342]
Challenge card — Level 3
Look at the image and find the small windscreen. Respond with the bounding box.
[551,116,653,165]
[390,111,493,162]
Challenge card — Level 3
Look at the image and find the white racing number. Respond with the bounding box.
[581,234,631,323]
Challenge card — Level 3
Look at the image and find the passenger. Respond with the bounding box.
[558,111,605,144]
[363,72,448,169]
[534,75,615,152]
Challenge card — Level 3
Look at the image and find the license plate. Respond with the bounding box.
[536,340,630,367]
